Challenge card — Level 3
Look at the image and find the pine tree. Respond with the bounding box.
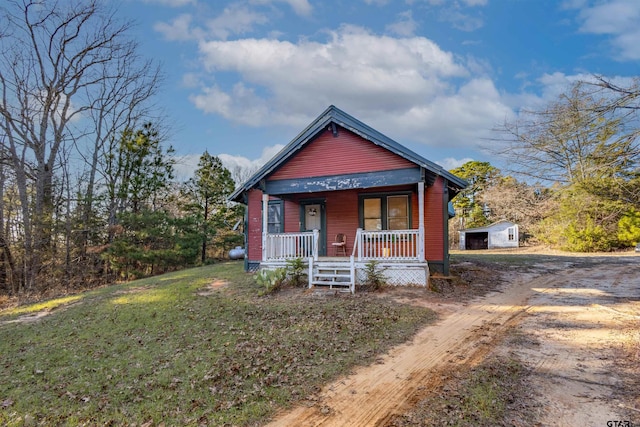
[183,152,236,263]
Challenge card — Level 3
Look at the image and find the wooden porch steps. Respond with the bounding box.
[309,261,354,293]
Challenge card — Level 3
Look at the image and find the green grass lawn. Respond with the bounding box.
[0,262,436,426]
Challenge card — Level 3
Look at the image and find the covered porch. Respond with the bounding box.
[263,229,430,294]
[262,228,424,262]
[259,180,430,293]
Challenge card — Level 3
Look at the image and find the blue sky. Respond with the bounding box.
[118,0,639,179]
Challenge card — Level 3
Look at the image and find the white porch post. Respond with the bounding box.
[418,181,425,262]
[312,229,319,261]
[262,193,269,262]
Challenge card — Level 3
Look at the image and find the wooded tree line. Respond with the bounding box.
[0,1,242,296]
[1,1,638,297]
[451,78,640,252]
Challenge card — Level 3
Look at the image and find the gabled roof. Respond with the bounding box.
[230,105,468,202]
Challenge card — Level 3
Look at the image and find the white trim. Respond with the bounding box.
[418,181,425,262]
[263,258,430,289]
[262,193,269,262]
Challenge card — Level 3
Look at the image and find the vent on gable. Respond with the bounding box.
[331,122,338,137]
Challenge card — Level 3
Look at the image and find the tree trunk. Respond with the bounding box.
[201,198,209,264]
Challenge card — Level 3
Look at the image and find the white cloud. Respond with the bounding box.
[497,72,594,117]
[438,7,484,32]
[173,154,201,180]
[574,0,640,60]
[386,10,418,37]
[436,157,474,170]
[190,82,278,126]
[142,0,196,6]
[154,14,202,41]
[189,25,519,149]
[412,0,485,31]
[173,144,284,181]
[219,144,285,184]
[219,144,284,172]
[577,0,639,34]
[192,27,467,126]
[205,4,269,40]
[377,77,514,148]
[181,72,201,88]
[154,5,269,41]
[250,0,312,17]
[418,0,487,6]
[534,72,612,102]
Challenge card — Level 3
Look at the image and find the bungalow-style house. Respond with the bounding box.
[230,105,467,292]
[459,220,519,250]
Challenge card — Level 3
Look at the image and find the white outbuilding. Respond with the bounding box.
[459,220,519,250]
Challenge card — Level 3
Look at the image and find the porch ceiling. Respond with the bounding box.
[263,167,426,195]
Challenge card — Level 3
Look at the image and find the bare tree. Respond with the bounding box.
[79,28,163,252]
[228,163,259,187]
[590,76,640,114]
[492,79,640,251]
[480,176,554,241]
[0,0,162,291]
[493,81,640,185]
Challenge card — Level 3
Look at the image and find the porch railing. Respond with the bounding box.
[263,228,421,262]
[353,228,420,261]
[264,230,319,261]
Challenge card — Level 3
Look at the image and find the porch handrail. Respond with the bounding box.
[264,230,319,261]
[353,228,420,261]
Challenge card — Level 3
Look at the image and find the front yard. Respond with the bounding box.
[0,262,435,426]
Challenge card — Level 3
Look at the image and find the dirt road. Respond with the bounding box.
[267,254,640,426]
[502,256,640,426]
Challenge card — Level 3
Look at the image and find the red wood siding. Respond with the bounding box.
[424,177,445,261]
[326,190,359,255]
[246,182,447,265]
[246,189,263,261]
[288,191,360,255]
[269,127,415,180]
[283,199,300,233]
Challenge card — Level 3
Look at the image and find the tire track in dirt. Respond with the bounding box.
[267,272,562,427]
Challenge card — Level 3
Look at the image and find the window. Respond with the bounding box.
[267,201,283,233]
[360,194,410,230]
[364,198,382,230]
[387,195,409,230]
[507,227,515,241]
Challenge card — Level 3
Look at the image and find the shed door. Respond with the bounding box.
[465,232,488,250]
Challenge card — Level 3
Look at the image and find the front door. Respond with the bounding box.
[301,202,326,256]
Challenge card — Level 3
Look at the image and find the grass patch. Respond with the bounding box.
[0,262,435,426]
[451,252,558,268]
[388,356,534,427]
[1,295,84,317]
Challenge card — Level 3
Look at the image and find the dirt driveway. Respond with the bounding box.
[267,253,640,426]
